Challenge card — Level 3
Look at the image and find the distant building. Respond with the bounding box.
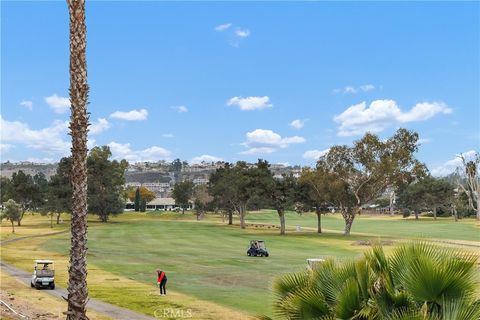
[193,177,209,185]
[125,197,193,211]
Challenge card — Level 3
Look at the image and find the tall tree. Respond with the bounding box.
[298,167,344,233]
[0,177,12,205]
[208,163,237,225]
[318,128,426,235]
[265,174,297,235]
[172,180,194,214]
[398,177,455,220]
[233,160,271,229]
[87,146,128,222]
[2,199,22,233]
[45,157,72,224]
[32,172,48,211]
[9,170,36,226]
[193,184,213,220]
[457,152,480,220]
[134,187,141,212]
[66,0,89,317]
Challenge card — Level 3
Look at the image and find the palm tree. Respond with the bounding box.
[66,0,89,318]
[267,242,480,320]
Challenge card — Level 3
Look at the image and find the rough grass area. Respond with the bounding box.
[1,211,478,318]
[0,270,112,320]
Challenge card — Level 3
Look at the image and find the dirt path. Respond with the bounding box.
[1,233,155,320]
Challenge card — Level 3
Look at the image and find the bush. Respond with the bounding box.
[268,242,480,320]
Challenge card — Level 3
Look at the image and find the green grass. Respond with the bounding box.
[38,211,479,316]
[3,211,479,317]
[40,215,367,316]
[246,210,480,242]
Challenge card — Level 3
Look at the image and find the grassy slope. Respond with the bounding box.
[1,211,478,318]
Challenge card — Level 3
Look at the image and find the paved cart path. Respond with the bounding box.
[1,233,155,320]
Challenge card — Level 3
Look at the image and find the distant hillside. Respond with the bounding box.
[125,172,171,183]
[0,162,58,179]
[1,161,303,184]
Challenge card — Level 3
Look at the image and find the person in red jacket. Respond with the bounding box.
[156,269,168,295]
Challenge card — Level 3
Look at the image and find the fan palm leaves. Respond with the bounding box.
[268,242,479,320]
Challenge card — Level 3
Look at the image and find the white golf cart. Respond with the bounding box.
[31,260,55,289]
[306,258,325,271]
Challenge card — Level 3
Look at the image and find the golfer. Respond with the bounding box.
[156,269,168,295]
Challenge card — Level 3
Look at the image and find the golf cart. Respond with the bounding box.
[31,260,55,289]
[306,258,325,271]
[247,240,269,257]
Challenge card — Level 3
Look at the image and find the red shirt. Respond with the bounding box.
[157,271,165,282]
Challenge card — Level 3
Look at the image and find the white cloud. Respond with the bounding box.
[215,23,250,47]
[344,86,357,94]
[162,133,175,138]
[107,142,171,163]
[0,115,70,155]
[190,154,224,164]
[235,28,250,38]
[290,119,308,130]
[227,96,272,111]
[303,149,330,161]
[90,118,111,135]
[45,94,70,114]
[20,100,33,110]
[171,105,188,113]
[334,100,453,136]
[431,150,477,177]
[396,102,453,122]
[0,144,14,153]
[240,129,305,155]
[239,147,276,155]
[110,109,148,121]
[333,84,376,94]
[360,84,375,92]
[215,23,232,31]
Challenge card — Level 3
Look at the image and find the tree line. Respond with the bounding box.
[199,129,478,236]
[1,129,478,236]
[1,146,127,231]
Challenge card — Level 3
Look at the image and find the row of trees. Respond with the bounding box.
[205,129,478,236]
[0,146,127,229]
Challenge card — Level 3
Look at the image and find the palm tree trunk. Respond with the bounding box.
[66,0,89,319]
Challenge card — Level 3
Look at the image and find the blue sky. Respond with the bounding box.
[1,1,479,175]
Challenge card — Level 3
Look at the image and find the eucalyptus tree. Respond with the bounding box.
[264,172,297,235]
[66,0,90,317]
[318,128,426,235]
[456,152,480,220]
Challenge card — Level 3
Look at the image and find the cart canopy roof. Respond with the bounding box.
[35,260,54,264]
